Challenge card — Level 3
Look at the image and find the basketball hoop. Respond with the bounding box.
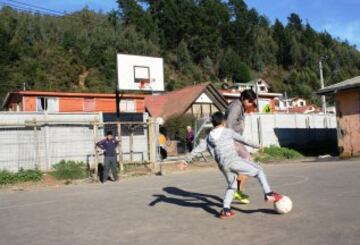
[139,79,150,90]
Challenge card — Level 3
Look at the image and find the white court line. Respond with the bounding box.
[0,175,309,211]
[269,175,310,188]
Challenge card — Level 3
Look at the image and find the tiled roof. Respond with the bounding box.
[145,83,227,120]
[288,105,320,113]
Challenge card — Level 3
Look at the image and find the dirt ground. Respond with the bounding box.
[0,161,216,192]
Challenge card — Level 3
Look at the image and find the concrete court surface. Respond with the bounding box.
[0,160,360,245]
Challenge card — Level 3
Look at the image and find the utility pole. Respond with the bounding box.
[319,59,327,114]
[254,80,260,112]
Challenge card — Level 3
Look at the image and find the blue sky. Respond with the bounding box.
[3,0,360,48]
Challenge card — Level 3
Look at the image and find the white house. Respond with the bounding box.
[291,97,307,107]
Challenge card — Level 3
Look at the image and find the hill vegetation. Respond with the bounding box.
[1,0,360,105]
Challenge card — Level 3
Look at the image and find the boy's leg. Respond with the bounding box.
[237,175,248,191]
[229,158,272,195]
[234,141,250,193]
[221,167,238,209]
[109,157,118,181]
[103,157,110,182]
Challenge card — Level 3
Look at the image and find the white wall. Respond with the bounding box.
[0,112,151,172]
[242,113,337,152]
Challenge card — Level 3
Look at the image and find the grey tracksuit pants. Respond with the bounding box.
[220,158,271,209]
[207,127,273,209]
[103,156,118,182]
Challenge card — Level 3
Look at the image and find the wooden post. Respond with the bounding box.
[129,126,134,163]
[117,122,124,173]
[33,119,41,170]
[257,116,263,147]
[148,117,158,173]
[93,121,99,181]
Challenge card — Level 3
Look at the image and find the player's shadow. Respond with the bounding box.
[148,187,277,217]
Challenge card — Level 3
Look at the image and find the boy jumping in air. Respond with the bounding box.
[207,112,282,219]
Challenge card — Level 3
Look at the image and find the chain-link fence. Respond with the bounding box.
[0,119,159,175]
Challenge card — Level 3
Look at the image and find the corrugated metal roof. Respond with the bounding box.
[317,76,360,95]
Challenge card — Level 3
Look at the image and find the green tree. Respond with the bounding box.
[219,48,251,83]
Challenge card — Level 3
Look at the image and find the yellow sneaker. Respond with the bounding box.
[234,191,250,204]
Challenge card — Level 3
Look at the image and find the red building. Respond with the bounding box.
[2,90,146,113]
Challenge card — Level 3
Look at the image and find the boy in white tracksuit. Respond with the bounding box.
[207,112,282,219]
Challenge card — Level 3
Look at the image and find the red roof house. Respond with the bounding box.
[145,83,228,120]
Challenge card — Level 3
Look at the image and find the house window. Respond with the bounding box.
[275,100,280,107]
[120,100,136,112]
[300,101,305,106]
[84,98,95,112]
[260,86,266,91]
[201,104,211,116]
[37,97,48,111]
[192,104,201,117]
[36,97,59,112]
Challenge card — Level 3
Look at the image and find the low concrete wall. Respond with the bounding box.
[241,113,337,155]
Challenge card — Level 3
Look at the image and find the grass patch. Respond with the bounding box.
[254,145,303,163]
[123,163,149,173]
[51,160,87,180]
[0,169,42,185]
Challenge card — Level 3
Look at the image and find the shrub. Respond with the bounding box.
[51,160,87,180]
[15,169,42,182]
[164,114,196,143]
[0,169,42,185]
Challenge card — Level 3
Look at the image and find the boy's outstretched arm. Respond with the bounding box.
[186,137,215,163]
[232,130,260,149]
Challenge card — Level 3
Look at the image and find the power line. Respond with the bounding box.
[0,1,117,29]
[6,0,65,15]
[0,2,61,16]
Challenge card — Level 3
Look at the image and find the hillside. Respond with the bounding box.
[1,0,360,105]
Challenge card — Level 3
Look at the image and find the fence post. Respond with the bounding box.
[117,122,124,173]
[148,117,158,173]
[93,121,99,181]
[33,119,41,170]
[257,116,263,146]
[129,127,134,163]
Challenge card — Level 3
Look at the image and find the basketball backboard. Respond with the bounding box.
[117,54,164,92]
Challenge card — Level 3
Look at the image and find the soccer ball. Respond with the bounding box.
[274,195,293,214]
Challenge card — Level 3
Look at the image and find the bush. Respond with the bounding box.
[0,169,42,185]
[254,145,303,163]
[164,114,196,143]
[51,160,87,180]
